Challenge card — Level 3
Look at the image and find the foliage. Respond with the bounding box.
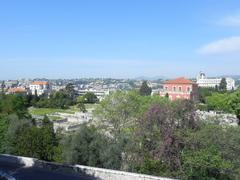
[77,102,87,112]
[29,107,75,116]
[1,90,240,179]
[65,83,77,101]
[29,84,77,109]
[0,94,28,117]
[229,88,240,124]
[139,81,152,96]
[77,92,99,104]
[95,90,240,179]
[182,123,240,179]
[0,114,9,153]
[203,88,240,124]
[62,124,123,169]
[6,116,58,161]
[0,94,60,161]
[182,147,233,179]
[95,91,153,136]
[219,78,227,91]
[205,93,232,112]
[128,100,198,176]
[84,92,99,104]
[198,87,218,104]
[48,90,74,108]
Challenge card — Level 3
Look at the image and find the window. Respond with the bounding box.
[165,86,168,90]
[178,86,182,92]
[173,86,176,92]
[187,86,191,92]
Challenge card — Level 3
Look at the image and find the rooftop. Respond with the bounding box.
[164,77,194,84]
[7,87,26,93]
[31,81,48,85]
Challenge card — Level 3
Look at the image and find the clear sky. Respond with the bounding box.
[1,0,240,79]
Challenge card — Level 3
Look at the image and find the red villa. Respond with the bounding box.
[159,77,198,101]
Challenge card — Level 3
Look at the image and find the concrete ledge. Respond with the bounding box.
[0,154,176,180]
[75,165,174,180]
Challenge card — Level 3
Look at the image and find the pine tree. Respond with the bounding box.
[219,78,227,91]
[139,81,152,96]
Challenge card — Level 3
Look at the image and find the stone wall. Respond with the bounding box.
[0,154,176,180]
[75,164,174,180]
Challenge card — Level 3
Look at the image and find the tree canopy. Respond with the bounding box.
[219,78,227,91]
[139,81,152,96]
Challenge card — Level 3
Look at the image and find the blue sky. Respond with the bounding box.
[1,0,240,79]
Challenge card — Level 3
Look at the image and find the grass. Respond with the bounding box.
[85,103,99,109]
[48,116,63,121]
[29,104,99,117]
[29,107,76,116]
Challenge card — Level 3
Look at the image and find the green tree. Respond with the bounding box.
[6,115,58,161]
[0,94,29,117]
[139,81,152,96]
[205,93,231,112]
[1,81,5,95]
[65,83,77,101]
[198,87,217,104]
[182,123,240,179]
[77,95,85,104]
[229,88,240,125]
[182,147,233,179]
[40,116,58,161]
[5,114,33,154]
[129,100,198,176]
[165,93,169,98]
[78,102,87,113]
[82,92,99,104]
[219,78,227,91]
[62,124,123,169]
[48,90,73,109]
[95,91,145,136]
[0,114,9,153]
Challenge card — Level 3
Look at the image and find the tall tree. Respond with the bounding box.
[95,91,144,136]
[7,115,57,161]
[78,102,87,113]
[65,83,77,101]
[219,78,227,91]
[1,81,5,95]
[82,92,99,104]
[229,88,240,125]
[139,81,152,96]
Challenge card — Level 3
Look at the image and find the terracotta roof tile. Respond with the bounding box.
[31,81,48,85]
[164,77,194,84]
[8,87,26,93]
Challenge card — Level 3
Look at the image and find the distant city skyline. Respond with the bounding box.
[1,0,240,79]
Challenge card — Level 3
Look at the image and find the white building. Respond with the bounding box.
[196,72,235,91]
[29,81,49,96]
[51,85,66,92]
[77,89,110,101]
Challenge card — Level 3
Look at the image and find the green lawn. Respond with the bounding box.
[48,116,63,121]
[29,107,76,116]
[85,103,99,109]
[29,104,98,117]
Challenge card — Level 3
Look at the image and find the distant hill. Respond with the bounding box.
[217,75,240,80]
[227,75,240,80]
[134,76,167,81]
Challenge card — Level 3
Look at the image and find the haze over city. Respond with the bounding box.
[1,0,240,79]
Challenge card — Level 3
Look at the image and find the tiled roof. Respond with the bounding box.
[31,81,48,85]
[8,87,26,93]
[164,77,194,84]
